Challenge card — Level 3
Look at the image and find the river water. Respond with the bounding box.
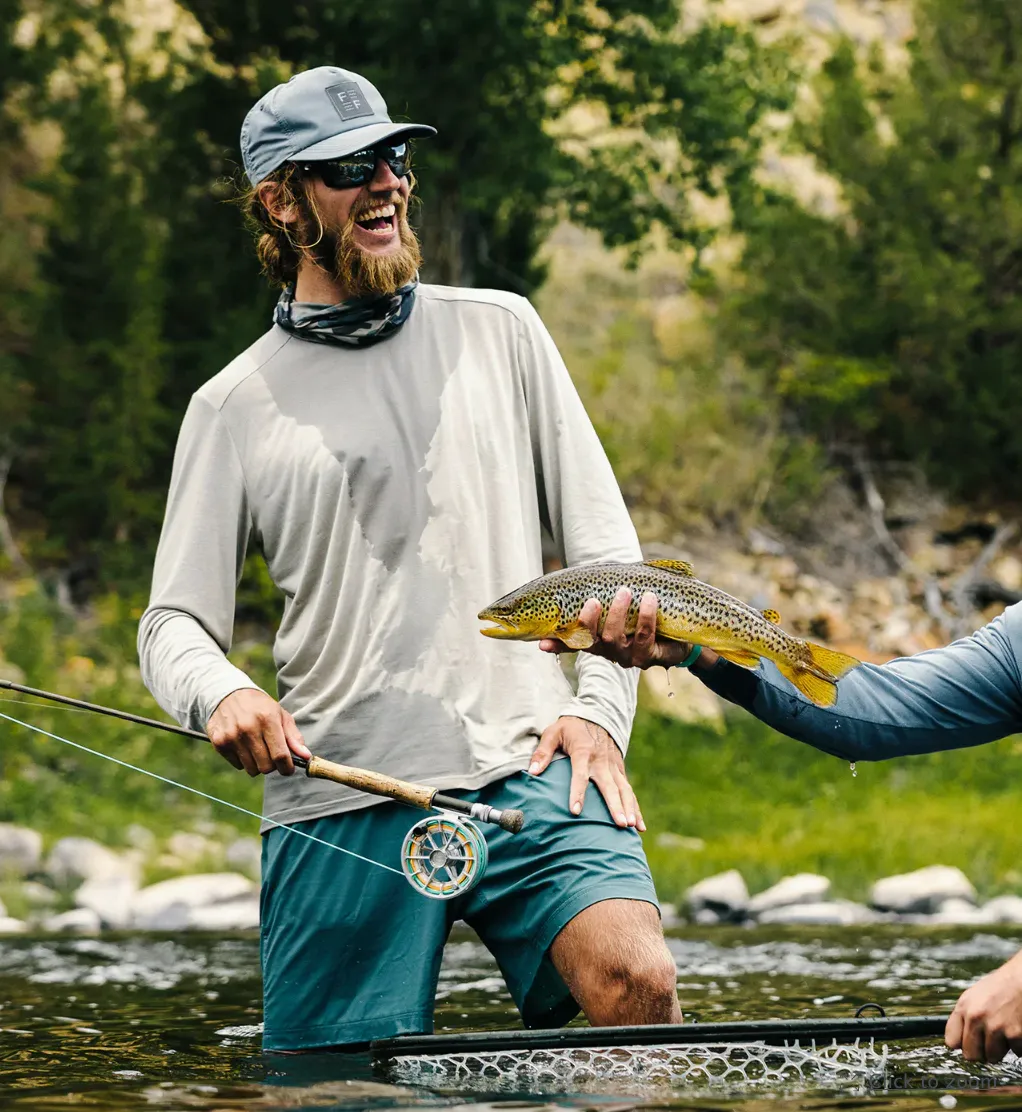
[1,924,1020,1111]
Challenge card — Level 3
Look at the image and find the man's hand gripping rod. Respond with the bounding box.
[0,680,524,834]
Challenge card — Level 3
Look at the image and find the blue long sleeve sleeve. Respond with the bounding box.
[698,603,1022,761]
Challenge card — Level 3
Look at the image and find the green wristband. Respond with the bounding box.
[676,644,703,669]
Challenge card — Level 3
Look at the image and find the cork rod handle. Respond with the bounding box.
[304,755,436,809]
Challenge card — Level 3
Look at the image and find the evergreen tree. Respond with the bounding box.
[2,0,790,586]
[727,0,1022,495]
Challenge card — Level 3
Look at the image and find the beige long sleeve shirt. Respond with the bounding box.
[138,285,641,827]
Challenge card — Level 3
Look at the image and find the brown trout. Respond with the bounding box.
[478,559,860,707]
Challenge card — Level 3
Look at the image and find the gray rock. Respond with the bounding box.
[43,908,101,934]
[981,895,1022,924]
[19,881,58,909]
[130,873,256,930]
[124,825,156,852]
[225,837,262,878]
[167,832,218,865]
[45,838,135,888]
[758,900,880,926]
[75,874,139,930]
[0,824,42,877]
[693,908,722,926]
[929,897,991,926]
[749,873,831,914]
[187,897,260,931]
[871,866,977,914]
[0,916,28,934]
[660,903,682,929]
[685,870,749,921]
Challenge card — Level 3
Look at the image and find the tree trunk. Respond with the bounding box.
[416,188,474,288]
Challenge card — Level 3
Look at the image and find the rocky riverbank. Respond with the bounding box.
[0,824,260,934]
[637,500,1022,726]
[669,866,1022,928]
[3,821,1020,936]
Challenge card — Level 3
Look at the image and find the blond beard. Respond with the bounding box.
[315,200,422,299]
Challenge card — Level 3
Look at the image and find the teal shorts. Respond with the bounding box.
[259,757,659,1050]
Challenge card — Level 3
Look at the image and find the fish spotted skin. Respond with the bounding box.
[478,559,860,708]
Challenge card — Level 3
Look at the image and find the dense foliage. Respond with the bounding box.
[0,0,787,590]
[726,0,1022,497]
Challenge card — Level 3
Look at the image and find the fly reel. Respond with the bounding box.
[401,813,489,900]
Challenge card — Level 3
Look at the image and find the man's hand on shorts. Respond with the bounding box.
[207,688,311,777]
[537,587,719,672]
[528,716,644,831]
[945,948,1022,1062]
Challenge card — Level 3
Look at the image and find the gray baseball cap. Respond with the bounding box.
[241,66,436,186]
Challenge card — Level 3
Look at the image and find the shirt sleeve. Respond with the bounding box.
[697,604,1022,760]
[516,299,643,753]
[137,393,263,733]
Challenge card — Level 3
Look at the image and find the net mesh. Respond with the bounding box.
[383,1037,887,1090]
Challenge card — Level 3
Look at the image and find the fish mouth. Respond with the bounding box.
[477,610,523,639]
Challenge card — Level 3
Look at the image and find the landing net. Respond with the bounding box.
[372,1016,947,1091]
[381,1037,887,1089]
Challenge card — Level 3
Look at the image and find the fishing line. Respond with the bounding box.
[0,696,100,717]
[0,709,403,876]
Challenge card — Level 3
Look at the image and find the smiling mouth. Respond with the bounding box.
[354,203,397,237]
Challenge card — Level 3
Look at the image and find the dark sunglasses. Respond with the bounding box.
[299,141,412,190]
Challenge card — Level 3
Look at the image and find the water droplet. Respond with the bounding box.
[849,762,857,777]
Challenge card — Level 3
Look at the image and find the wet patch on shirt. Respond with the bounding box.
[259,321,465,676]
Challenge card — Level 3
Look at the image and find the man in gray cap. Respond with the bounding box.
[139,66,680,1052]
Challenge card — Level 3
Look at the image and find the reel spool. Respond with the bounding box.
[401,813,488,900]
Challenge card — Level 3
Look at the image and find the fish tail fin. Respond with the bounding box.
[775,643,861,708]
[805,642,861,681]
[775,661,838,708]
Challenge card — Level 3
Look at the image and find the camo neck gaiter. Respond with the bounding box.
[273,279,417,348]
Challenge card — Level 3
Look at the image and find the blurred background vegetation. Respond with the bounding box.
[0,0,1020,898]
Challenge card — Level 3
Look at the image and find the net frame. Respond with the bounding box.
[371,1016,947,1089]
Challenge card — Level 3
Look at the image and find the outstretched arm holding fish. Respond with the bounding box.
[549,590,1022,1062]
[547,588,1022,761]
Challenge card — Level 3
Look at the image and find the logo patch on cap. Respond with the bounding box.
[326,81,374,123]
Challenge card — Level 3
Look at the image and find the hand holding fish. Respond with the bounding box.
[207,688,312,777]
[479,560,861,707]
[528,715,645,830]
[538,588,720,672]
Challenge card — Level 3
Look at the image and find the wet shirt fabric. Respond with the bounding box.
[699,602,1022,759]
[259,759,659,1049]
[138,284,642,829]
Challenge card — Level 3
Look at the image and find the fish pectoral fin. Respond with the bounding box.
[715,647,762,668]
[776,660,838,708]
[805,641,860,680]
[761,608,782,624]
[644,559,696,577]
[558,623,596,650]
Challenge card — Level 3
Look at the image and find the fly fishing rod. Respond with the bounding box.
[0,678,524,899]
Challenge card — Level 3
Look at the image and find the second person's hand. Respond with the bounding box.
[538,587,720,671]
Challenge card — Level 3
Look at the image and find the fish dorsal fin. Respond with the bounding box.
[761,608,782,624]
[644,559,695,577]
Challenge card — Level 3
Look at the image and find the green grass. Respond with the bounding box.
[2,582,1019,899]
[629,706,1022,904]
[0,583,267,853]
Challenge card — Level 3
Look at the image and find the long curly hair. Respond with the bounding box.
[240,164,325,287]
